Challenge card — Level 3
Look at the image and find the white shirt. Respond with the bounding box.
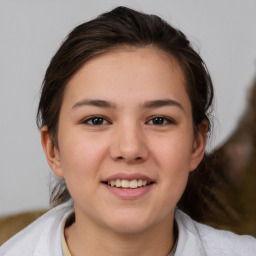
[1,200,256,256]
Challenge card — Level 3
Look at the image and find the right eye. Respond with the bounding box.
[82,116,110,126]
[146,116,175,126]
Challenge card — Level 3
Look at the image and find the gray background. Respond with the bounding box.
[0,0,255,217]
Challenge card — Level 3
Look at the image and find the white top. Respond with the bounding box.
[1,200,256,256]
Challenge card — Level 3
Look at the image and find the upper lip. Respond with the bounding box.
[102,173,154,183]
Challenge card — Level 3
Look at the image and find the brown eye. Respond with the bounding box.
[83,116,109,125]
[147,116,174,125]
[152,117,165,125]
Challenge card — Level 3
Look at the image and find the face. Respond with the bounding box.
[42,46,206,234]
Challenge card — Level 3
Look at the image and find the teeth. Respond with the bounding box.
[106,179,151,189]
[116,179,121,187]
[121,180,130,188]
[130,179,137,188]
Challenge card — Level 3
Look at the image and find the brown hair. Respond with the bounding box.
[37,6,214,207]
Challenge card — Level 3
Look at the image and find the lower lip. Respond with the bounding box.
[102,183,154,199]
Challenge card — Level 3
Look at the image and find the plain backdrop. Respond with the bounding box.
[0,0,256,217]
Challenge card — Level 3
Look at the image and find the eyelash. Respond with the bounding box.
[81,115,175,126]
[146,116,175,125]
[81,116,111,126]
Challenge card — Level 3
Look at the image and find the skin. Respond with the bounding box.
[41,46,207,256]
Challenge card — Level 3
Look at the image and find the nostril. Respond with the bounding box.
[115,156,144,162]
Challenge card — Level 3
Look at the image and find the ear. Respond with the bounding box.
[41,126,64,178]
[189,120,208,172]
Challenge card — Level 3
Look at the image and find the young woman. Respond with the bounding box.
[1,6,255,256]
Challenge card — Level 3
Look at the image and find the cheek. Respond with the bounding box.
[57,133,110,203]
[150,131,193,199]
[151,132,193,172]
[58,131,109,179]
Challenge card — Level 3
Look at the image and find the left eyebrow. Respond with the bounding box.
[142,99,184,112]
[71,99,116,110]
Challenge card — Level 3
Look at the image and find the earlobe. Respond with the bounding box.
[189,120,208,171]
[41,126,64,178]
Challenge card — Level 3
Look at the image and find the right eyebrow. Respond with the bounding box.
[142,99,184,112]
[71,99,116,110]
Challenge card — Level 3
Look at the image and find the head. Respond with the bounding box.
[37,6,213,214]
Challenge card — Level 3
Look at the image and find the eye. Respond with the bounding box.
[146,116,174,125]
[82,116,110,126]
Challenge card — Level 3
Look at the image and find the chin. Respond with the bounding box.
[102,209,158,234]
[109,220,152,234]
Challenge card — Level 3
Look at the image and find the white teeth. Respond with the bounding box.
[106,179,151,188]
[130,179,137,188]
[115,179,121,187]
[121,180,130,188]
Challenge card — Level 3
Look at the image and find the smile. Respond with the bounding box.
[102,173,155,199]
[106,179,153,189]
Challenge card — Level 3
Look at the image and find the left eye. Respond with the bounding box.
[82,116,109,125]
[146,116,174,125]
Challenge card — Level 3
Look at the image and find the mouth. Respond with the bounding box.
[102,179,154,189]
[101,173,155,199]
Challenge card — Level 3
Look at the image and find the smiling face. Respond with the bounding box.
[42,46,206,234]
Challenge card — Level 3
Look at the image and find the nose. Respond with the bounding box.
[109,122,148,164]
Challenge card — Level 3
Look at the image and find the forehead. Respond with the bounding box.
[62,46,189,109]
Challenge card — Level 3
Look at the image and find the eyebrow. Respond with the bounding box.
[142,99,184,111]
[72,99,116,110]
[71,98,184,111]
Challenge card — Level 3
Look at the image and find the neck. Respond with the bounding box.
[65,212,175,256]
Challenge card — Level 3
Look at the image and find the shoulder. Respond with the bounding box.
[175,209,256,256]
[0,200,73,256]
